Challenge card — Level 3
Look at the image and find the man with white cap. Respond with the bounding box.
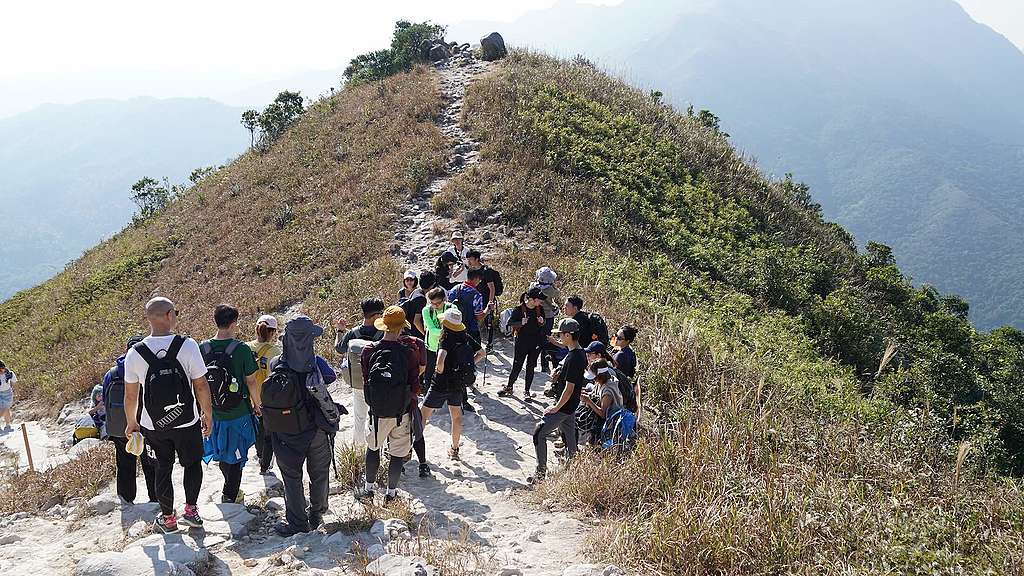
[445,231,469,284]
[247,314,281,474]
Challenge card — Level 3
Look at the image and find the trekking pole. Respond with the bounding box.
[21,422,34,473]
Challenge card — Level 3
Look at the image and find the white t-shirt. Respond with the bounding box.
[123,334,207,430]
[0,370,16,393]
[447,245,470,283]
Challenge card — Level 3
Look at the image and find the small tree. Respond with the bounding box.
[256,91,304,149]
[686,105,730,137]
[343,50,398,84]
[241,110,259,148]
[130,177,173,219]
[189,165,218,185]
[344,20,445,86]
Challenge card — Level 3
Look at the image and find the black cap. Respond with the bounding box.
[526,287,548,301]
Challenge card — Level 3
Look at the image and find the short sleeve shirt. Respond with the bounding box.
[557,348,587,415]
[613,348,637,379]
[447,284,484,333]
[247,340,283,386]
[0,370,16,393]
[203,339,258,421]
[123,334,208,430]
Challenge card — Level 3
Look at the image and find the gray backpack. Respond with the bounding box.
[346,338,373,390]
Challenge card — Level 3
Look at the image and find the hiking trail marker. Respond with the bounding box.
[21,422,34,472]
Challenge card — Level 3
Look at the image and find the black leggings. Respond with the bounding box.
[508,339,543,392]
[219,462,244,502]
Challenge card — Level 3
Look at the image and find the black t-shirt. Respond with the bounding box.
[436,331,477,389]
[510,303,545,342]
[335,324,383,354]
[557,348,587,414]
[400,293,428,339]
[473,265,499,305]
[572,311,593,346]
[614,347,637,379]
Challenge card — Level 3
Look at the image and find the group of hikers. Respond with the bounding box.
[58,231,642,537]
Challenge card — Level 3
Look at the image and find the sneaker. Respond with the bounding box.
[384,493,400,505]
[308,514,323,530]
[497,386,513,397]
[418,463,432,478]
[448,445,460,461]
[462,401,476,413]
[524,391,535,399]
[354,486,377,503]
[274,521,309,537]
[179,504,203,528]
[527,469,546,485]
[554,438,565,449]
[154,514,179,533]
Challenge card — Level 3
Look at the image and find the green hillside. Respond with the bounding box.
[1,42,1022,574]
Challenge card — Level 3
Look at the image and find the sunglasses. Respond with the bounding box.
[167,309,180,317]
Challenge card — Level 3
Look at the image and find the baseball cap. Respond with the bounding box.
[256,314,279,329]
[374,305,410,333]
[584,341,607,355]
[404,270,418,280]
[584,365,611,380]
[552,318,580,334]
[451,230,465,240]
[525,287,548,301]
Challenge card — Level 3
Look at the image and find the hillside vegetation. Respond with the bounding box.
[435,51,1024,574]
[1,39,1023,574]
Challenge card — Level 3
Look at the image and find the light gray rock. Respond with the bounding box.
[496,567,523,576]
[0,533,22,545]
[70,437,103,456]
[603,565,624,576]
[480,32,507,61]
[366,544,387,561]
[127,520,148,538]
[73,544,207,576]
[370,518,411,543]
[562,565,604,576]
[524,527,542,543]
[87,492,121,515]
[266,497,285,511]
[366,554,433,576]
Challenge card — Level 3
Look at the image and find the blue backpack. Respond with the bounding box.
[600,407,637,452]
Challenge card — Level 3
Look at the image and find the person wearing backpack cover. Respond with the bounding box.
[123,297,213,534]
[200,304,260,504]
[335,298,385,447]
[530,318,585,484]
[421,308,485,465]
[356,306,419,504]
[498,288,547,399]
[102,334,157,504]
[263,316,341,536]
[247,315,282,474]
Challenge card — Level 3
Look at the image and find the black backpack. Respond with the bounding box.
[103,364,128,439]
[490,267,504,298]
[261,365,312,434]
[200,340,244,411]
[134,336,196,430]
[444,339,476,389]
[614,368,638,413]
[365,344,411,419]
[589,312,610,346]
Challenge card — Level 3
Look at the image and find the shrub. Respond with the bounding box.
[344,21,445,85]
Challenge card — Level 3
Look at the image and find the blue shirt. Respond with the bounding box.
[447,283,484,333]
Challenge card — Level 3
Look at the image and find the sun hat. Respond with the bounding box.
[584,341,607,355]
[552,318,580,335]
[441,308,466,332]
[256,314,279,329]
[536,266,557,285]
[374,306,410,333]
[404,270,418,280]
[584,365,612,380]
[525,287,548,301]
[451,230,465,241]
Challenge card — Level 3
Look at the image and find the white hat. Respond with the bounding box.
[404,269,418,280]
[256,314,279,329]
[451,230,465,241]
[584,366,611,380]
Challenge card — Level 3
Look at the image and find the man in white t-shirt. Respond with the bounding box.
[446,231,470,284]
[123,296,212,534]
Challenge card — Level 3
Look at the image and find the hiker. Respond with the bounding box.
[447,268,488,347]
[123,297,213,533]
[612,325,640,417]
[561,296,594,347]
[529,267,563,373]
[102,335,157,504]
[357,306,419,503]
[445,231,470,284]
[584,340,614,364]
[466,250,503,348]
[396,328,430,477]
[434,250,459,290]
[0,360,16,432]
[200,304,260,504]
[263,316,341,536]
[421,308,484,466]
[336,298,385,447]
[578,360,624,446]
[398,270,429,340]
[247,315,282,474]
[499,288,547,399]
[531,318,585,483]
[417,287,449,390]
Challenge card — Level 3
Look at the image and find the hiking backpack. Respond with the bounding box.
[444,339,477,389]
[365,344,411,419]
[487,266,504,298]
[200,340,244,411]
[600,407,637,452]
[261,365,311,434]
[498,307,515,337]
[103,364,128,438]
[133,336,196,430]
[614,368,639,413]
[345,338,373,390]
[588,312,610,346]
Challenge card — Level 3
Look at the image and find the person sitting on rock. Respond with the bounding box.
[267,316,339,536]
[578,360,624,446]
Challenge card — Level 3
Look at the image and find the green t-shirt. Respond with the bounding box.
[205,338,258,421]
[422,303,450,352]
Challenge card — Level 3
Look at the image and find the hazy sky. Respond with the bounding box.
[0,0,1019,118]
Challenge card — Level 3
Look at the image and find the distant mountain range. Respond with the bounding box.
[451,0,1024,329]
[0,97,247,300]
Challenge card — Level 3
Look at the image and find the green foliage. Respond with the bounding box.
[129,176,178,220]
[686,104,729,137]
[240,109,259,148]
[344,20,445,85]
[256,91,304,149]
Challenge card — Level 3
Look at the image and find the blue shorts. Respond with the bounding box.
[0,389,12,411]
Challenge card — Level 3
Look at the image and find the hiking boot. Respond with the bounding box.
[179,504,203,528]
[273,521,309,537]
[448,445,460,461]
[527,469,546,485]
[308,514,323,530]
[418,463,432,478]
[462,401,476,413]
[384,493,401,505]
[154,513,179,533]
[497,385,513,397]
[354,486,377,504]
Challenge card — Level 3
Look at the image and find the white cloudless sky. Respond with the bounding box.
[0,0,1018,117]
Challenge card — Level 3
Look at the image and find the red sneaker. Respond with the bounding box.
[179,504,203,528]
[154,514,178,533]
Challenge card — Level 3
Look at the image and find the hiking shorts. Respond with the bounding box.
[0,389,12,410]
[422,384,466,409]
[366,414,412,458]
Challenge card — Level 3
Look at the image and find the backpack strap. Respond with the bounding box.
[167,335,185,360]
[254,343,273,359]
[225,339,241,358]
[133,342,160,368]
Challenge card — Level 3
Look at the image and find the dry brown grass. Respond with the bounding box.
[0,443,115,514]
[0,66,447,411]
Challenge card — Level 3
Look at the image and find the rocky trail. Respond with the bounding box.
[0,53,616,576]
